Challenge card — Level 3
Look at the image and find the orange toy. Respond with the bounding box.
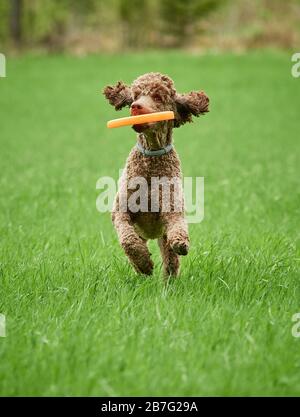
[107,111,174,129]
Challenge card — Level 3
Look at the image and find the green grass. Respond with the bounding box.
[0,51,299,396]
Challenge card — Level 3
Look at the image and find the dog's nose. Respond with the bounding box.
[130,102,145,116]
[131,102,143,111]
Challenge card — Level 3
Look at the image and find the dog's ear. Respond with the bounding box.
[174,91,209,127]
[103,81,133,111]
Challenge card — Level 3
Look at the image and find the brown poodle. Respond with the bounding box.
[103,72,209,277]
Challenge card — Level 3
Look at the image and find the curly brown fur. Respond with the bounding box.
[103,72,209,277]
[174,91,209,127]
[103,81,133,110]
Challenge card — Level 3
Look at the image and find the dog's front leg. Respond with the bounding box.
[112,211,153,275]
[162,213,190,256]
[158,235,180,277]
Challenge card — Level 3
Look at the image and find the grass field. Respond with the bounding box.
[0,51,299,396]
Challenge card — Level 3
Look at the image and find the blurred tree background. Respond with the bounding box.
[0,0,299,53]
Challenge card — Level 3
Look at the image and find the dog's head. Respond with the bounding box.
[103,72,209,134]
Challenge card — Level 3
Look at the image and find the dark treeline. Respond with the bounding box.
[1,0,220,50]
[0,0,299,52]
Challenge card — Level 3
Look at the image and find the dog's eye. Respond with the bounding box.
[152,93,162,102]
[133,91,141,100]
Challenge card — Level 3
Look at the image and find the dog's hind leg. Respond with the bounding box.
[158,235,180,277]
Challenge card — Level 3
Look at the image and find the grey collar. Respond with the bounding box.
[136,141,173,157]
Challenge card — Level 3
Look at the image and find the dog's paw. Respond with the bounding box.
[171,239,189,256]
